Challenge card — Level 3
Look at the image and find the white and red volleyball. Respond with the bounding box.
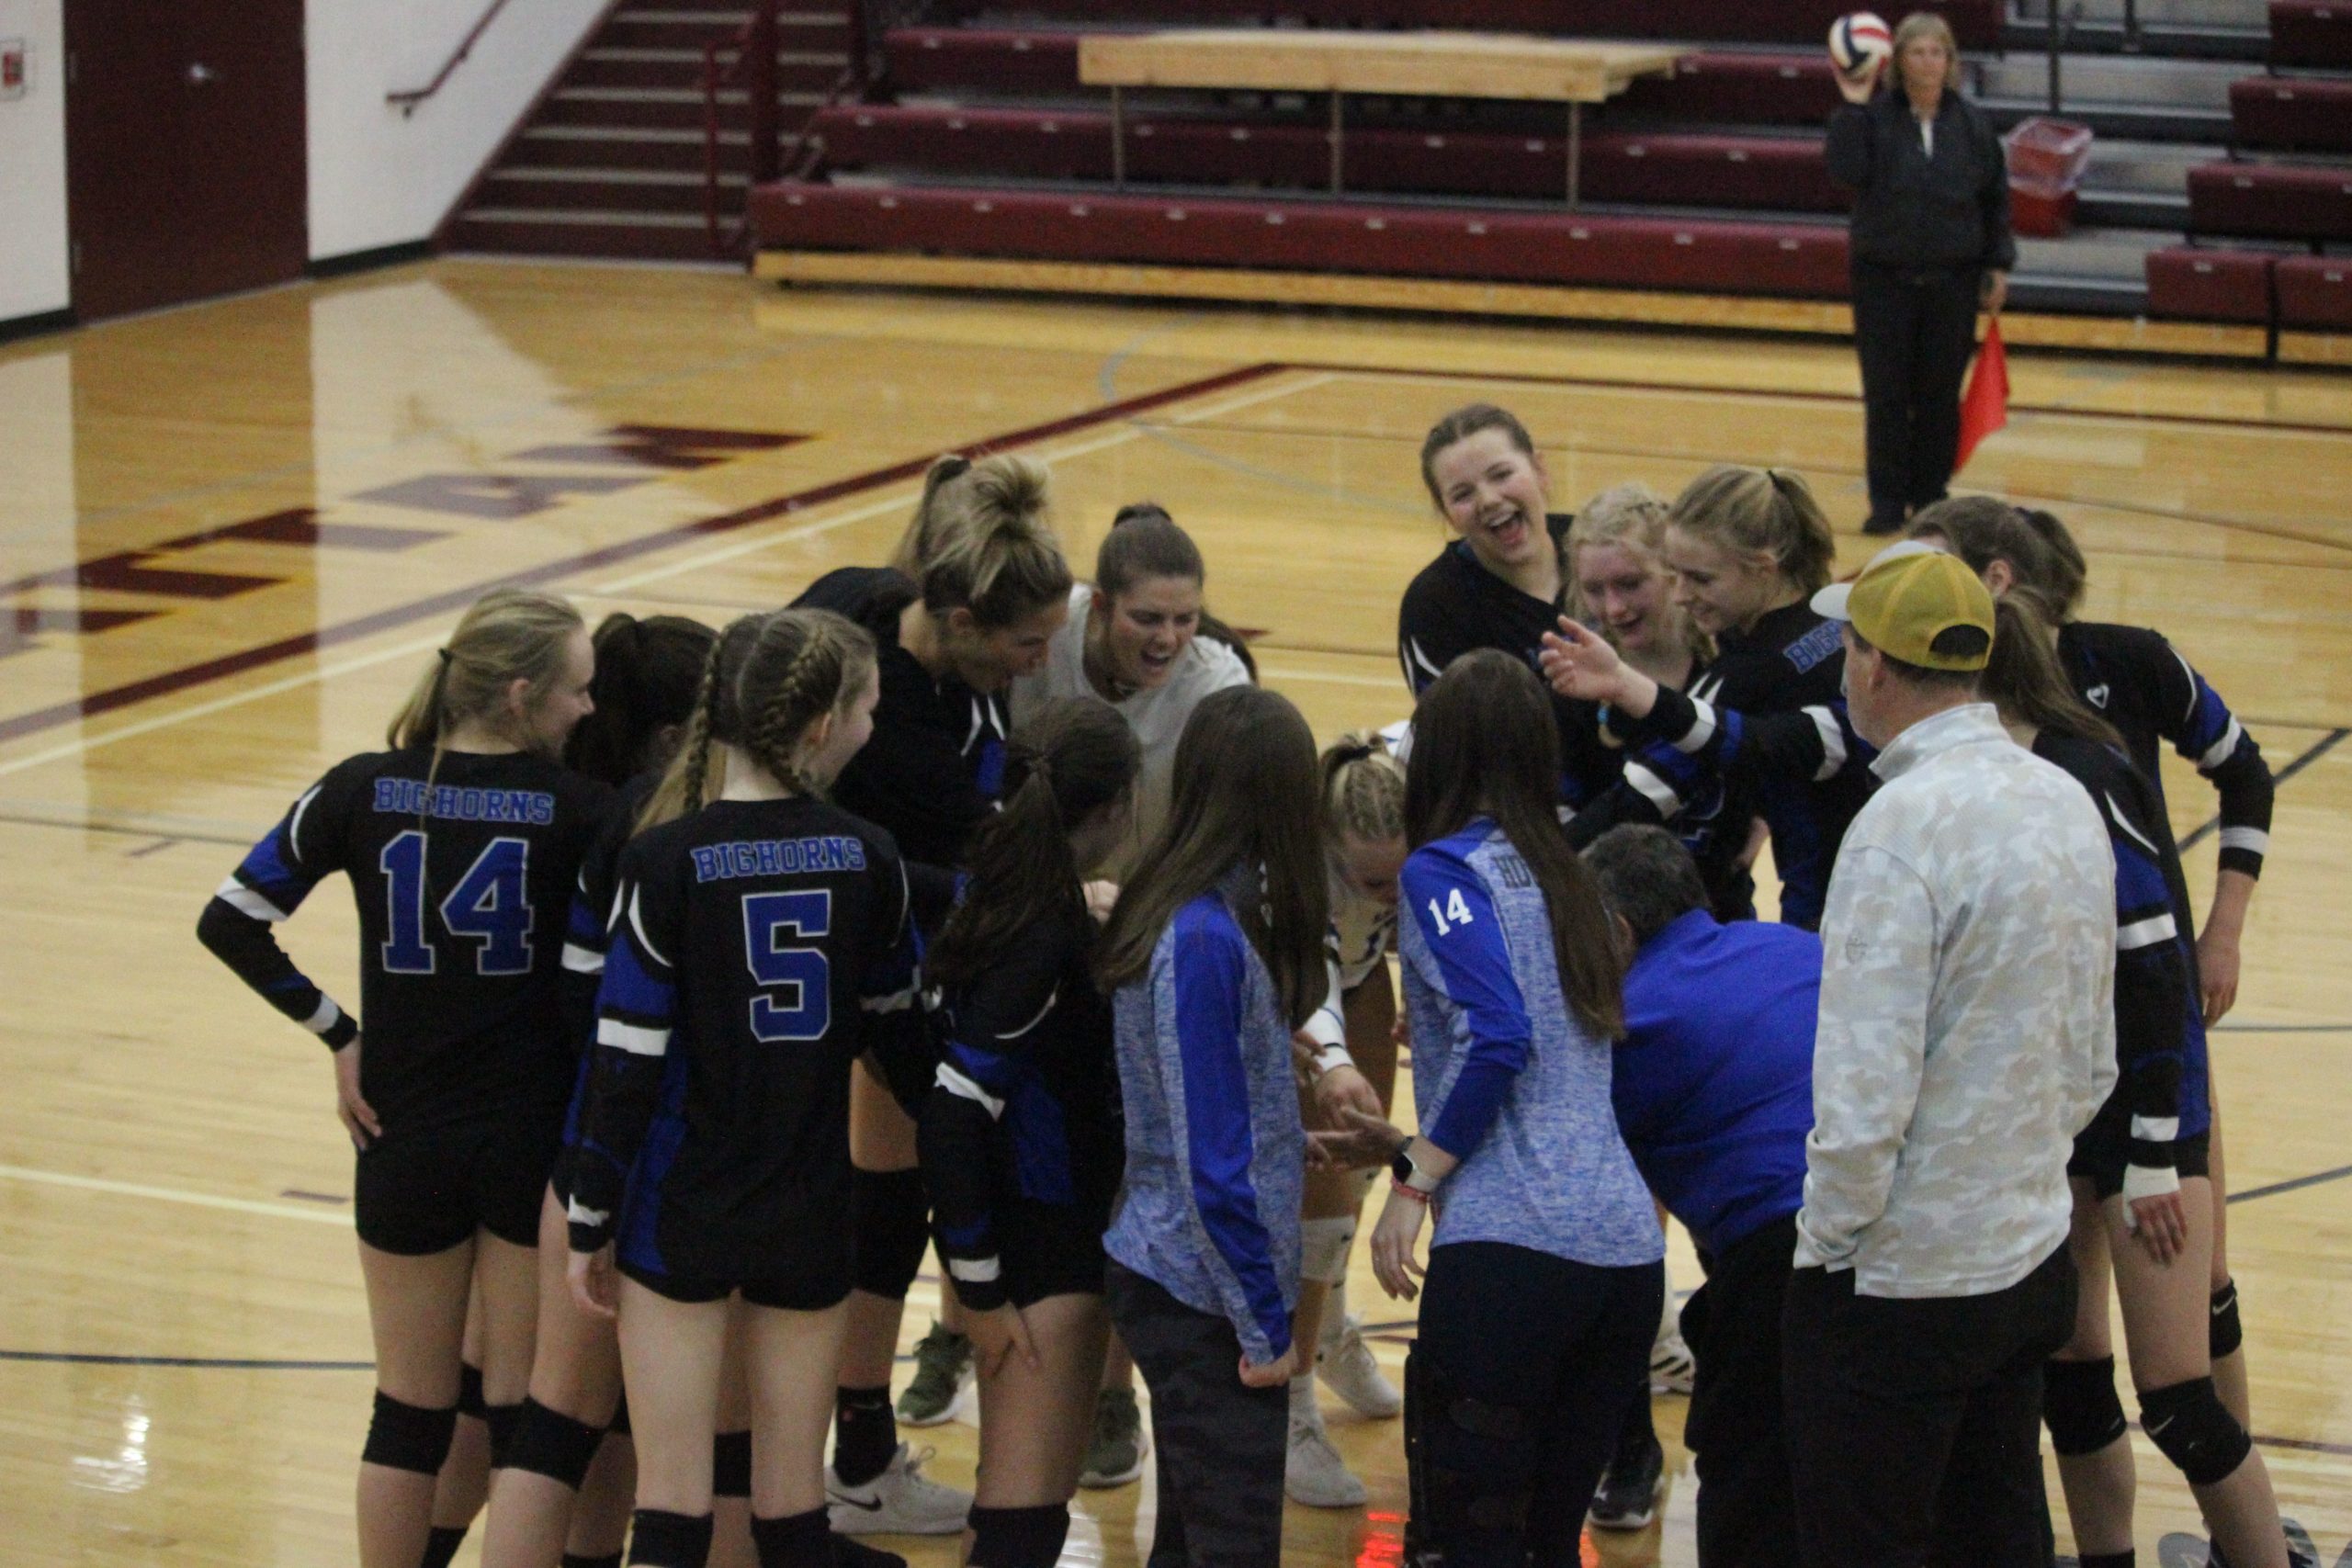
[1828,12,1894,75]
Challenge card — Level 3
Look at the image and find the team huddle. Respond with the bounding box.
[198,405,2290,1568]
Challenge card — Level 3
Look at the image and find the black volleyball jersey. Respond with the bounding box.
[1601,600,1873,931]
[919,900,1121,1312]
[792,567,1010,874]
[1396,512,1625,807]
[568,795,921,1280]
[2058,621,2272,882]
[198,748,614,1129]
[2033,731,2204,1166]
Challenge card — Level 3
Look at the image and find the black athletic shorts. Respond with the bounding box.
[617,1257,851,1314]
[355,1103,562,1255]
[2068,1093,2211,1201]
[970,1197,1111,1310]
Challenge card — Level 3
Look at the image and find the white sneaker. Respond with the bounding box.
[1285,1383,1368,1508]
[1648,1327,1695,1396]
[827,1443,970,1536]
[1317,1314,1403,1419]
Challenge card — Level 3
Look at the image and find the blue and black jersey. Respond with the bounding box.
[567,795,922,1282]
[918,899,1120,1312]
[1611,910,1816,1259]
[551,770,660,1201]
[1398,820,1661,1269]
[198,747,613,1130]
[1103,872,1304,1365]
[1585,600,1873,931]
[792,566,1009,887]
[2034,731,2208,1172]
[2059,621,2272,882]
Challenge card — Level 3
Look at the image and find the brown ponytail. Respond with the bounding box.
[927,697,1141,992]
[1980,591,2122,750]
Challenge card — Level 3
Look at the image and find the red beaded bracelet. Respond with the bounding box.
[1389,1177,1431,1204]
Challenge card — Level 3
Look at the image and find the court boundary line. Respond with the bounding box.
[2181,728,2347,852]
[0,362,1288,751]
[1166,408,2352,561]
[1280,359,2352,439]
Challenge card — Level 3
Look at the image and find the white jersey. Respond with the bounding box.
[1012,583,1251,870]
[1303,873,1399,1055]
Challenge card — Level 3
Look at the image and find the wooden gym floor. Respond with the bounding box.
[2,259,2348,1567]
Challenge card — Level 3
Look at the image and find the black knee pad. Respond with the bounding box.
[628,1507,714,1568]
[1402,1346,1533,1550]
[2210,1280,2244,1360]
[712,1428,752,1499]
[608,1391,631,1438]
[851,1168,929,1300]
[485,1400,524,1468]
[360,1390,458,1475]
[2139,1376,2253,1487]
[749,1506,828,1568]
[2043,1356,2129,1456]
[421,1524,469,1568]
[967,1504,1071,1568]
[502,1397,605,1490]
[458,1360,488,1421]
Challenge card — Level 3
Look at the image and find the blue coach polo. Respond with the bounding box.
[1611,909,1818,1258]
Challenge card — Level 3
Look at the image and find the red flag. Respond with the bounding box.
[1954,319,2009,473]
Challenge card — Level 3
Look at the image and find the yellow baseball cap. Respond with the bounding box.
[1810,541,1995,671]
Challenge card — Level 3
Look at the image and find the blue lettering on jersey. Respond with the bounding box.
[689,836,869,883]
[1781,622,1843,675]
[371,778,557,826]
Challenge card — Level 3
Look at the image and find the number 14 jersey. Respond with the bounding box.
[569,795,918,1284]
[201,748,614,1130]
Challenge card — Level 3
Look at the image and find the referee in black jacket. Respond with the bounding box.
[1826,12,2015,536]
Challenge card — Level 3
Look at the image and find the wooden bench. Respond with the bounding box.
[1076,29,1684,205]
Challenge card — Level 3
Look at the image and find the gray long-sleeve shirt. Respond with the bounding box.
[1795,704,2116,1297]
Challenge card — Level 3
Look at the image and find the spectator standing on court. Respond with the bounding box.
[1827,13,2015,535]
[1783,548,2115,1564]
[1585,826,1816,1568]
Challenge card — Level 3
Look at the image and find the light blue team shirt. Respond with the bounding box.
[1399,820,1662,1269]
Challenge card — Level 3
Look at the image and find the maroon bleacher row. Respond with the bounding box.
[922,0,2004,50]
[751,183,2352,329]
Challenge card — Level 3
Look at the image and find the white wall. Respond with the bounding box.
[0,0,70,321]
[306,0,605,262]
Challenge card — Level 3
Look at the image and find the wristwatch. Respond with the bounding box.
[1390,1143,1438,1195]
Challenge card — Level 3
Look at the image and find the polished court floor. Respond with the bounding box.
[2,259,2349,1566]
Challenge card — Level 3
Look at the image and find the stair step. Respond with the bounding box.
[485,166,748,212]
[448,209,736,261]
[541,85,827,130]
[570,50,846,89]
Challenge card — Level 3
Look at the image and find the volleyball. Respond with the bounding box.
[1828,12,1894,75]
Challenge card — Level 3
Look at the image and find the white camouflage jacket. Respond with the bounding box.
[1795,703,2119,1297]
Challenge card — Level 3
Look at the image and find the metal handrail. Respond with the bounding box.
[702,3,786,256]
[2046,0,2086,112]
[388,0,520,117]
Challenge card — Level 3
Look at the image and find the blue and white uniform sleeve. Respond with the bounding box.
[917,923,1065,1314]
[2105,792,2188,1198]
[1402,849,1532,1162]
[196,777,358,1049]
[1166,911,1292,1363]
[2154,642,2272,881]
[1617,683,1871,820]
[569,859,680,1253]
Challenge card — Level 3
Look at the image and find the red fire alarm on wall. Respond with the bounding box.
[0,39,28,99]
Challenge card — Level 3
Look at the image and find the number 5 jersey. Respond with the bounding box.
[198,748,615,1132]
[566,795,922,1286]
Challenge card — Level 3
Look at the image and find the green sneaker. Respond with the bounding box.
[1079,1386,1148,1488]
[895,1323,973,1427]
